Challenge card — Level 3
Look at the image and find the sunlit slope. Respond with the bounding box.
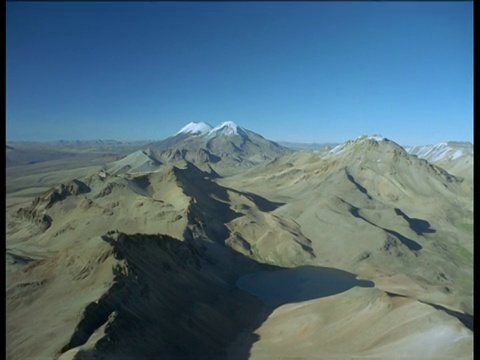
[248,287,472,360]
[221,136,473,314]
[6,133,473,360]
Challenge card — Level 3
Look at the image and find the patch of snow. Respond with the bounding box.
[419,146,436,158]
[433,151,447,161]
[207,121,249,140]
[176,122,212,135]
[451,149,463,160]
[356,134,386,142]
[367,135,386,141]
[209,121,239,136]
[432,145,453,161]
[407,142,461,162]
[329,143,346,155]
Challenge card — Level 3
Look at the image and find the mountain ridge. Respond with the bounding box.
[138,121,291,174]
[6,126,473,360]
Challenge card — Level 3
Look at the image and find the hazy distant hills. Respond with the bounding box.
[277,141,340,151]
[6,127,473,359]
[5,140,149,168]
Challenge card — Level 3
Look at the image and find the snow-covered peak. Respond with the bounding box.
[207,121,250,140]
[174,120,249,139]
[367,135,386,141]
[328,143,347,155]
[356,134,387,142]
[176,122,212,135]
[209,121,240,136]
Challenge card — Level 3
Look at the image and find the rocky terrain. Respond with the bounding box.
[6,124,473,359]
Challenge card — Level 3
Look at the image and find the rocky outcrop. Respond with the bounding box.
[31,179,91,209]
[15,179,90,229]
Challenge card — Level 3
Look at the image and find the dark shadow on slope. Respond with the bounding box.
[227,189,284,212]
[383,229,422,251]
[394,208,436,235]
[5,249,37,267]
[349,206,422,251]
[426,303,474,332]
[237,265,375,308]
[386,292,473,332]
[60,231,375,360]
[175,161,284,211]
[174,165,243,244]
[206,163,222,178]
[23,178,91,210]
[199,148,222,163]
[63,232,279,360]
[346,171,372,200]
[130,174,151,191]
[174,162,284,246]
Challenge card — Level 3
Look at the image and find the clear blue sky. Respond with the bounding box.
[6,2,473,145]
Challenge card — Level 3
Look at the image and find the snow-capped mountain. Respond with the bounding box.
[143,121,290,170]
[176,121,246,138]
[405,141,473,181]
[322,135,473,187]
[405,142,472,162]
[281,134,468,207]
[208,121,246,137]
[176,122,213,135]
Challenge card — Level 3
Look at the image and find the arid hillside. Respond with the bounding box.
[6,130,473,359]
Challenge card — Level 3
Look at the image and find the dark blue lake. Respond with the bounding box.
[237,265,375,307]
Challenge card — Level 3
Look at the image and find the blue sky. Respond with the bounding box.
[6,2,473,145]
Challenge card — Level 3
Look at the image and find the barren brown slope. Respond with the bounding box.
[7,231,274,360]
[220,136,473,314]
[246,287,472,360]
[5,135,473,360]
[143,122,291,176]
[6,158,315,359]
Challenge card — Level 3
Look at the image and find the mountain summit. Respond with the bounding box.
[208,121,246,137]
[175,121,245,138]
[140,121,291,173]
[176,122,213,135]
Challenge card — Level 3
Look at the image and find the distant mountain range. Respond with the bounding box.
[277,141,340,151]
[6,125,473,180]
[406,141,473,162]
[405,141,473,181]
